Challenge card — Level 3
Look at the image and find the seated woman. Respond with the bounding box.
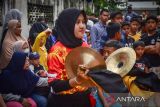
[0,52,48,107]
[0,19,27,70]
[0,9,22,50]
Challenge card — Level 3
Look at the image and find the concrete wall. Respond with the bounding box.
[128,1,159,10]
[128,1,159,15]
[15,0,29,39]
[0,0,30,40]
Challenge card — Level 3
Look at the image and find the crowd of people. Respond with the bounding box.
[0,5,160,107]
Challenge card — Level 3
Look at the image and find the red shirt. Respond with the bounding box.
[47,41,89,83]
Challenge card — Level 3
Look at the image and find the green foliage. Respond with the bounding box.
[85,6,93,15]
[93,0,107,9]
[93,0,121,14]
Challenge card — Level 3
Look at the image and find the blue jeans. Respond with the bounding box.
[31,94,47,107]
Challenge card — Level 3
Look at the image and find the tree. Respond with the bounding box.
[92,0,124,15]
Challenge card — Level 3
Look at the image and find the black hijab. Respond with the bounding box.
[56,8,86,48]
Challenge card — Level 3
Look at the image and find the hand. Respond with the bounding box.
[38,70,47,77]
[103,97,115,107]
[75,65,90,84]
[21,98,31,107]
[69,65,95,87]
[44,28,52,35]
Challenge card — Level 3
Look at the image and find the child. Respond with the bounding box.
[99,22,121,54]
[128,18,141,42]
[121,22,130,38]
[32,28,52,71]
[133,41,150,73]
[29,52,47,77]
[107,22,121,41]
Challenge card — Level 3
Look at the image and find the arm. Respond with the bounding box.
[0,41,13,67]
[141,36,157,54]
[97,88,107,106]
[36,77,48,87]
[155,40,160,56]
[47,48,74,92]
[97,88,112,107]
[144,38,160,55]
[32,28,51,52]
[32,32,48,52]
[144,45,157,54]
[50,80,71,93]
[47,51,64,83]
[49,65,91,93]
[2,93,31,107]
[50,77,83,93]
[0,94,6,107]
[2,93,22,102]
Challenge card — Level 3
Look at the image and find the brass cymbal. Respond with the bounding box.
[65,47,106,79]
[105,47,136,77]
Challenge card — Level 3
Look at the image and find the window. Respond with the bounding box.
[27,2,53,24]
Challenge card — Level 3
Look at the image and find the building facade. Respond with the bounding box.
[127,0,159,15]
[0,0,95,39]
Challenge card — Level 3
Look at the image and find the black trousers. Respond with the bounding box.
[47,90,91,107]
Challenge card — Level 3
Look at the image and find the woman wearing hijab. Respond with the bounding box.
[0,52,38,107]
[0,9,22,50]
[47,8,94,107]
[0,19,27,69]
[29,22,48,46]
[0,52,48,107]
[13,40,30,53]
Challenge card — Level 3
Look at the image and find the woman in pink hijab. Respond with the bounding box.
[0,19,27,69]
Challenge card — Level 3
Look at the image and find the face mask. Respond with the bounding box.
[23,48,30,53]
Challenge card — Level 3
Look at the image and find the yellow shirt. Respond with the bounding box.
[123,76,155,99]
[32,32,48,71]
[128,32,141,41]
